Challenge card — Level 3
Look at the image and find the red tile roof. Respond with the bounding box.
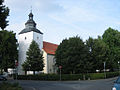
[43,41,58,55]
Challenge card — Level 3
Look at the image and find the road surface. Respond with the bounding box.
[7,77,117,90]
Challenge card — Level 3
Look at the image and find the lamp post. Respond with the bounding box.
[118,61,120,75]
[15,60,18,80]
[103,62,106,79]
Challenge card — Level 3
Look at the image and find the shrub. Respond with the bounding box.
[89,73,105,80]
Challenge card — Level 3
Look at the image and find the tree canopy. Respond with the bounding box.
[86,36,109,72]
[0,30,18,72]
[55,27,120,74]
[55,36,91,74]
[22,40,44,75]
[102,27,120,71]
[0,0,9,30]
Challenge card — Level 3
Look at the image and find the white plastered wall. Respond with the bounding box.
[47,54,57,73]
[42,49,48,73]
[33,32,43,50]
[18,31,43,75]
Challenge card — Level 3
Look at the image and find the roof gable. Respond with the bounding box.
[43,41,58,55]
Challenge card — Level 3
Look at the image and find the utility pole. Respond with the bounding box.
[59,66,62,81]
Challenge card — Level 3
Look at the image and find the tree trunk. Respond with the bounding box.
[4,67,8,72]
[25,71,27,75]
[83,74,85,80]
[0,69,3,74]
[33,71,35,75]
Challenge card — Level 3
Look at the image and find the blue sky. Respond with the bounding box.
[4,0,120,44]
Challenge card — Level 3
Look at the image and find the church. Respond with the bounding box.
[18,12,58,75]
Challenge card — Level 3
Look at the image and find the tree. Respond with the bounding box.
[102,27,120,71]
[0,0,9,30]
[55,36,90,74]
[86,37,109,72]
[22,40,44,75]
[0,30,18,72]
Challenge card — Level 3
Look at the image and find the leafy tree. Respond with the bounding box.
[55,36,90,74]
[22,40,44,75]
[102,27,120,71]
[0,30,18,72]
[0,0,9,30]
[86,37,109,72]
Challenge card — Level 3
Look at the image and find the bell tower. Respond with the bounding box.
[18,12,43,75]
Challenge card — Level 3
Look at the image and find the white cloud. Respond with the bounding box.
[4,0,120,44]
[6,22,24,35]
[5,0,63,13]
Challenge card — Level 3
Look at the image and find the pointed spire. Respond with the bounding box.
[29,6,33,20]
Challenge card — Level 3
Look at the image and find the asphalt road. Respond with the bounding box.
[8,77,117,90]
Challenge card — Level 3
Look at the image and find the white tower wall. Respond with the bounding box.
[33,32,43,50]
[18,12,43,75]
[18,31,43,75]
[18,32,33,75]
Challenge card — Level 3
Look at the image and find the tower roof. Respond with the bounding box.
[19,28,43,34]
[19,12,43,34]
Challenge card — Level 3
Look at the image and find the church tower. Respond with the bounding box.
[18,12,43,75]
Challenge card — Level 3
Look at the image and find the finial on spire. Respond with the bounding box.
[30,6,32,13]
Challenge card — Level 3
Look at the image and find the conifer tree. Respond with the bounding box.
[22,40,44,75]
[0,0,9,30]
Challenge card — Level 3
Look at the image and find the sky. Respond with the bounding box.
[4,0,120,44]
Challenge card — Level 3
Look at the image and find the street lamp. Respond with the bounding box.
[103,62,106,79]
[118,61,120,75]
[15,60,18,80]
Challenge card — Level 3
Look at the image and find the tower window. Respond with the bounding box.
[25,37,27,40]
[37,37,39,39]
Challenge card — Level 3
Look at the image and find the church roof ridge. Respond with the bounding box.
[43,41,58,55]
[43,41,58,46]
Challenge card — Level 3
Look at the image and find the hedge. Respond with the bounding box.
[15,72,119,81]
[15,74,83,81]
[106,71,119,78]
[89,73,105,80]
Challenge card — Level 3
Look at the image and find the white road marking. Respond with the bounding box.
[30,87,36,90]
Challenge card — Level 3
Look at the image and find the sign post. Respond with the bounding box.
[59,66,62,81]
